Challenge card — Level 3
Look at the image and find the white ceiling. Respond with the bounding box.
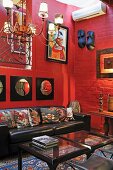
[56,0,100,8]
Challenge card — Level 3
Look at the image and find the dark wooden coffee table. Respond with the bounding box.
[58,130,113,153]
[18,137,90,170]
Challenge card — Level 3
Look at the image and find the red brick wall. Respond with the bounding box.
[74,5,113,130]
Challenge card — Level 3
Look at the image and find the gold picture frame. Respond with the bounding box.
[97,48,113,78]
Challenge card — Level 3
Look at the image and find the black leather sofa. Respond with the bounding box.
[0,107,90,158]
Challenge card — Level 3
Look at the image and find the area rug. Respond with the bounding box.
[0,146,109,170]
[0,155,75,170]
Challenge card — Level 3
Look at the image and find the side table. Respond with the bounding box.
[89,110,113,136]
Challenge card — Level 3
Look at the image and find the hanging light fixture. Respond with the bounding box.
[2,0,63,41]
[2,0,36,43]
[0,0,64,66]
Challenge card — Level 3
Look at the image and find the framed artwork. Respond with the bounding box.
[36,78,54,100]
[0,75,6,101]
[46,21,68,64]
[97,48,113,78]
[11,9,26,54]
[10,76,32,101]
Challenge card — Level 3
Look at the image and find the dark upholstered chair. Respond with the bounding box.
[98,144,113,159]
[66,154,113,170]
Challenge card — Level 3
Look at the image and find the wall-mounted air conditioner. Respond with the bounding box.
[72,1,107,21]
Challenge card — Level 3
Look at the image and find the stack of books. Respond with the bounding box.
[32,135,59,149]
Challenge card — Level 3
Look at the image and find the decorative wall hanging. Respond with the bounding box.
[36,78,54,100]
[0,75,6,101]
[11,9,26,54]
[78,30,86,48]
[96,48,113,78]
[10,76,32,101]
[46,21,68,64]
[86,31,95,50]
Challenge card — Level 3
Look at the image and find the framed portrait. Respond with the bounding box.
[46,21,68,64]
[0,75,6,101]
[10,76,32,101]
[11,9,26,54]
[36,78,54,100]
[97,48,113,78]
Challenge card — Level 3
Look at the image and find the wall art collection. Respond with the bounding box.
[0,75,54,101]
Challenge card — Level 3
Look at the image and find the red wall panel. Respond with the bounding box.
[0,0,77,108]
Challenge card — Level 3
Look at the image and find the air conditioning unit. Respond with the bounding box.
[72,1,107,21]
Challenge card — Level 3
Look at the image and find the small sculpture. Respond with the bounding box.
[108,94,113,112]
[99,93,103,112]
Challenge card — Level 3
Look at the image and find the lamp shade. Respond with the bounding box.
[3,0,13,8]
[48,23,55,35]
[55,14,63,25]
[4,22,11,33]
[38,2,48,19]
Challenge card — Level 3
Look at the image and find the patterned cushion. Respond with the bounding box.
[67,107,74,121]
[69,101,81,114]
[14,109,30,128]
[54,107,68,122]
[28,108,41,126]
[40,108,59,124]
[52,107,75,122]
[0,110,16,128]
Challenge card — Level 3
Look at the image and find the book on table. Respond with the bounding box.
[32,135,59,148]
[32,140,58,149]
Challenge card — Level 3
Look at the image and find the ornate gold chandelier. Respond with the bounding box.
[0,0,64,66]
[3,0,63,41]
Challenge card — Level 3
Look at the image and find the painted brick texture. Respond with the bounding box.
[74,5,113,131]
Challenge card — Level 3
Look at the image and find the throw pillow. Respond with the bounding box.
[40,108,59,124]
[28,108,41,126]
[0,110,16,128]
[69,101,81,114]
[0,111,7,125]
[14,109,30,128]
[54,107,68,122]
[67,107,74,121]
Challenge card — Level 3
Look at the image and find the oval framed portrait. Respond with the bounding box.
[36,78,54,100]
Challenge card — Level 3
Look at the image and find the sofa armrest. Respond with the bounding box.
[0,125,9,157]
[73,113,91,131]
